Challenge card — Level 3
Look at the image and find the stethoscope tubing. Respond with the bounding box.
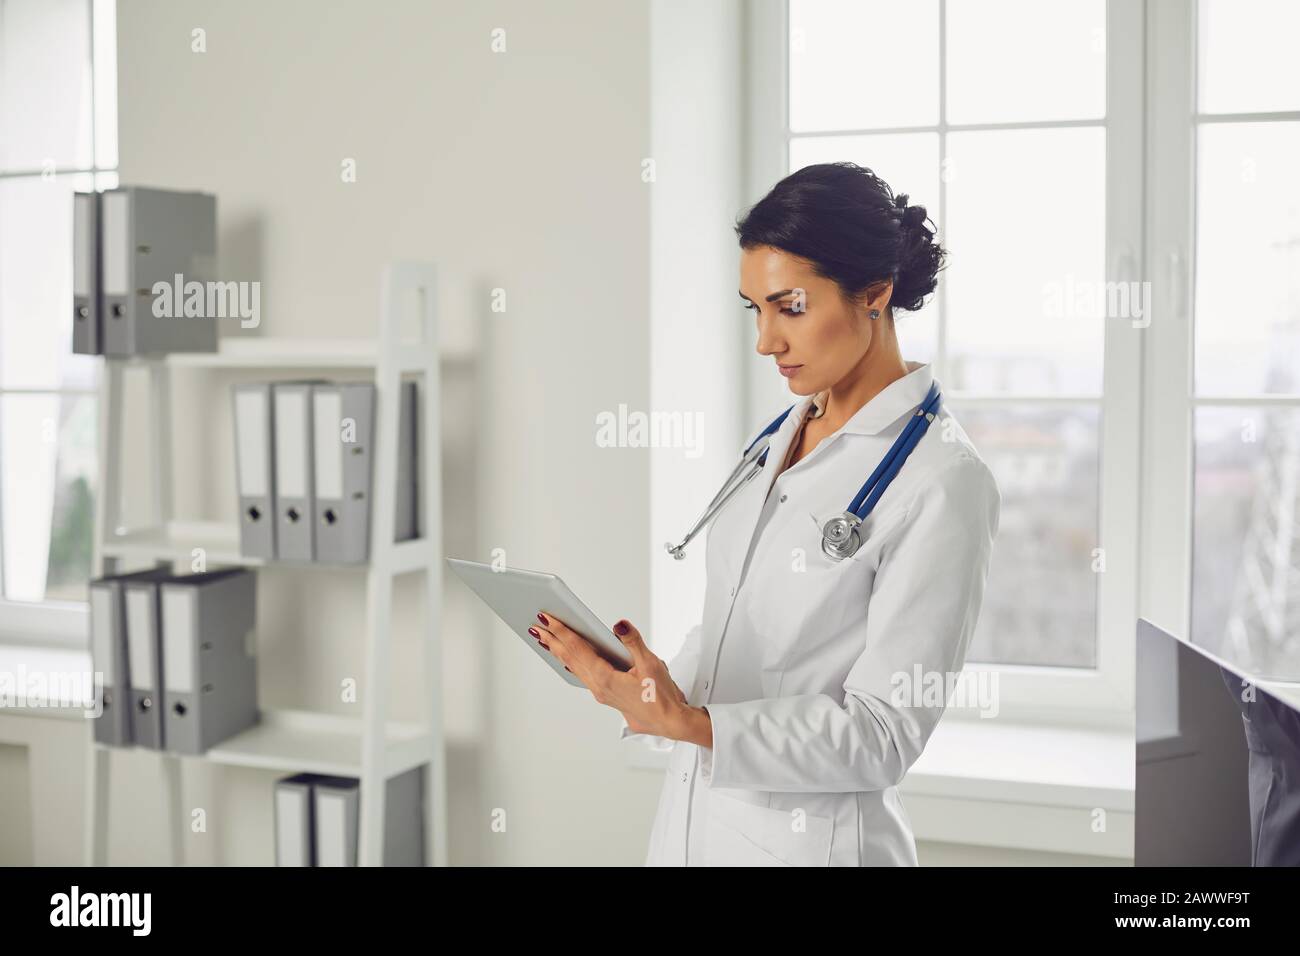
[847,382,941,518]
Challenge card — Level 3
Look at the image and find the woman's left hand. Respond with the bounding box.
[530,613,711,746]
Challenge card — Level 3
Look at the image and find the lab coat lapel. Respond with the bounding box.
[725,395,814,567]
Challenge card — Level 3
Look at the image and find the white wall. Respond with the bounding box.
[3,0,660,866]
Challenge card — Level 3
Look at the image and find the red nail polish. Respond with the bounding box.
[540,643,549,650]
[614,621,628,636]
[528,627,539,638]
[537,613,548,625]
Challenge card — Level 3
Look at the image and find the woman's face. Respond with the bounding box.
[739,244,884,396]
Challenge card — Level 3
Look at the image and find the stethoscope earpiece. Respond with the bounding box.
[820,512,863,561]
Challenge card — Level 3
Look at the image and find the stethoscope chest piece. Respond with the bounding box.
[820,511,863,561]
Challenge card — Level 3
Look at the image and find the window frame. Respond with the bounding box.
[0,0,116,648]
[1144,0,1300,680]
[745,0,1146,727]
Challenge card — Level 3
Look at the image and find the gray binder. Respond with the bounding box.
[273,383,318,561]
[233,383,277,559]
[312,766,425,866]
[312,776,360,867]
[311,381,418,564]
[274,773,317,867]
[89,569,172,747]
[72,191,102,355]
[100,185,218,356]
[123,579,166,749]
[89,577,131,746]
[312,383,373,563]
[160,569,259,755]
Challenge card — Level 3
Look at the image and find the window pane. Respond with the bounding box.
[954,403,1100,668]
[0,0,94,172]
[944,127,1106,395]
[788,133,941,362]
[1194,122,1300,396]
[1,392,97,603]
[92,0,118,169]
[1198,0,1300,114]
[1193,406,1300,680]
[789,132,940,215]
[0,176,99,390]
[789,0,938,132]
[946,0,1105,125]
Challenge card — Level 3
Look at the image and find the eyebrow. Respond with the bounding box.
[738,289,798,303]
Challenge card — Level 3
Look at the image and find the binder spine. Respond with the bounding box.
[233,383,277,560]
[124,582,164,750]
[90,582,131,747]
[274,383,317,562]
[72,192,102,355]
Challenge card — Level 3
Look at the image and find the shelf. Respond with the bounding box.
[170,337,380,368]
[101,521,255,566]
[103,336,440,371]
[101,521,434,573]
[87,261,447,866]
[198,709,432,778]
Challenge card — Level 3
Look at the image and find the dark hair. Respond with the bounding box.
[734,162,946,314]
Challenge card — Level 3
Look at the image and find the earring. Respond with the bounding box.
[869,309,880,319]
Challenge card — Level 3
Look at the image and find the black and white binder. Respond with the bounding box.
[311,767,426,866]
[274,774,317,866]
[160,569,259,755]
[233,382,277,560]
[72,191,102,355]
[273,382,317,562]
[89,569,172,748]
[100,185,218,356]
[123,578,166,749]
[89,576,131,747]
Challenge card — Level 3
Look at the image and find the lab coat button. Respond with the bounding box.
[681,772,688,783]
[729,586,736,597]
[779,493,788,503]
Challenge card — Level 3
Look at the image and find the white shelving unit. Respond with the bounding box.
[84,262,446,867]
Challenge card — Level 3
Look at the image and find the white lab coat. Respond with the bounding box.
[623,361,1000,866]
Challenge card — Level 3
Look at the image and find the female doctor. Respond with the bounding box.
[530,162,1001,866]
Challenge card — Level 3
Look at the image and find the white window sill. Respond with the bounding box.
[0,643,95,720]
[624,715,1134,860]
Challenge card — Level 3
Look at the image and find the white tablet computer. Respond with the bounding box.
[446,558,634,687]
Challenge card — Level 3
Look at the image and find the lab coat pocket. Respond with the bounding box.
[748,512,871,671]
[703,792,834,867]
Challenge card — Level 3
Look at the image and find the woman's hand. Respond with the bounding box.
[529,613,712,747]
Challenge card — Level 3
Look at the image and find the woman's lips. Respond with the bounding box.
[778,364,802,378]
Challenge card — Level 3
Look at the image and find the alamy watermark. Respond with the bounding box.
[0,665,102,717]
[595,406,705,459]
[152,273,260,328]
[890,665,1000,719]
[1042,276,1151,328]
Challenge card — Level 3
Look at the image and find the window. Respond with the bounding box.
[747,0,1144,721]
[0,0,117,642]
[1188,0,1300,679]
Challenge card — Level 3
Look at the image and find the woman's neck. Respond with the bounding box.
[819,333,910,431]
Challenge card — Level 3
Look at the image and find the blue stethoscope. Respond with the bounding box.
[665,381,942,562]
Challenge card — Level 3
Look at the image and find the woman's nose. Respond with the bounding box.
[755,322,783,356]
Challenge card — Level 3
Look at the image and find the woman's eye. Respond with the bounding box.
[743,303,800,316]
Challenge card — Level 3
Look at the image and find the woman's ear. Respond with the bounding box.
[863,279,894,319]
